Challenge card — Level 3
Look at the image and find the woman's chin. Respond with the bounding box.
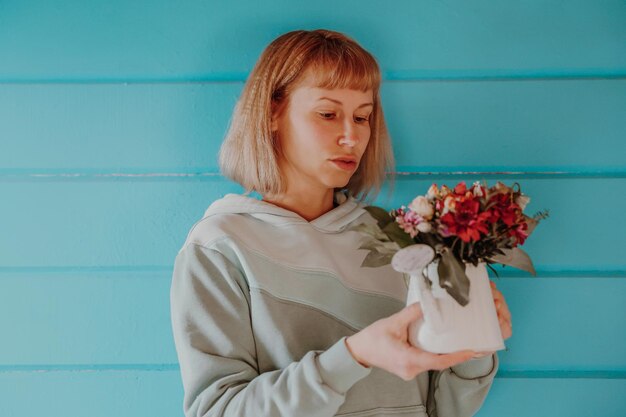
[315,169,355,190]
[325,176,351,189]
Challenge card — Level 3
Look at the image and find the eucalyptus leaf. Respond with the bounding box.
[438,250,471,306]
[381,222,415,248]
[358,240,399,254]
[525,216,538,236]
[378,240,403,252]
[488,247,537,276]
[364,206,395,229]
[346,223,389,241]
[361,249,394,268]
[358,241,383,251]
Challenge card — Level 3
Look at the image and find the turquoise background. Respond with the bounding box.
[1,1,625,416]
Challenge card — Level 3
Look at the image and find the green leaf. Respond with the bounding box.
[381,222,414,248]
[486,262,500,278]
[358,240,382,251]
[346,223,389,241]
[437,250,471,306]
[358,240,399,253]
[348,218,406,269]
[364,206,394,229]
[361,249,394,268]
[488,247,537,276]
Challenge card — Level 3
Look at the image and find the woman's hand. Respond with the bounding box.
[472,280,513,358]
[345,303,476,381]
[490,280,513,340]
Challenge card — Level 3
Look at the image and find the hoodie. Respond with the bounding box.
[170,191,498,417]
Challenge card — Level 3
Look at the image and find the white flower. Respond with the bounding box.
[472,181,484,197]
[417,222,432,233]
[442,195,456,214]
[408,196,435,220]
[515,194,531,210]
[426,184,439,200]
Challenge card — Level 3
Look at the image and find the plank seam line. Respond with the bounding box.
[1,70,625,84]
[1,266,625,278]
[1,171,626,180]
[0,366,624,379]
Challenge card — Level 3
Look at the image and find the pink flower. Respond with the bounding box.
[395,206,426,238]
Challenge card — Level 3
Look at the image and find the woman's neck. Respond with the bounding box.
[262,188,335,222]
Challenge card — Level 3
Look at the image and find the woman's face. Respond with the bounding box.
[271,72,373,195]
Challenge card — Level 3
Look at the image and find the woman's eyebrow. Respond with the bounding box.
[317,97,374,108]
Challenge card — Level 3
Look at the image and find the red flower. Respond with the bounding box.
[440,196,490,242]
[509,219,529,245]
[488,193,519,226]
[454,181,468,195]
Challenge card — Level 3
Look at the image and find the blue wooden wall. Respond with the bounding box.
[1,1,625,416]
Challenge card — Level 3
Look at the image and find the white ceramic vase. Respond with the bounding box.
[404,258,505,354]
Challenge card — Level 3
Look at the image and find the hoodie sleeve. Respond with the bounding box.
[426,352,499,417]
[170,243,372,417]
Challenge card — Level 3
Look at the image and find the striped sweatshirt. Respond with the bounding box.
[170,191,498,417]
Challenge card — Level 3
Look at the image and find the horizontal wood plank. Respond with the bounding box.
[0,80,624,171]
[1,0,624,81]
[0,178,624,269]
[1,271,624,370]
[0,370,624,417]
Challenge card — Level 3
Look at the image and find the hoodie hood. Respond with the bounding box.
[202,190,368,233]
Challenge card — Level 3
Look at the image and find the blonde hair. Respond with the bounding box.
[218,29,395,202]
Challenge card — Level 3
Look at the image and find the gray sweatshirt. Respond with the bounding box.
[170,191,498,417]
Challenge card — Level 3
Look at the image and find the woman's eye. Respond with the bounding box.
[319,112,335,119]
[355,116,370,123]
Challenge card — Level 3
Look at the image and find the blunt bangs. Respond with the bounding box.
[305,44,381,93]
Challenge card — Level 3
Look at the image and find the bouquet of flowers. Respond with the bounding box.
[353,180,549,306]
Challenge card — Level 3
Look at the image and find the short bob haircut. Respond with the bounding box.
[219,29,395,202]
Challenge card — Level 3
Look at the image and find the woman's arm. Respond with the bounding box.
[426,352,498,417]
[343,302,496,416]
[170,243,371,417]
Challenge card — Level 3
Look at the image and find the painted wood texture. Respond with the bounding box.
[1,273,624,371]
[1,0,625,80]
[1,371,623,417]
[1,81,625,172]
[0,179,624,269]
[1,0,624,416]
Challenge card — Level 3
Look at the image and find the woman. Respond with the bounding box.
[170,29,512,417]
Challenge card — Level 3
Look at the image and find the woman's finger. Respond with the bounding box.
[411,348,474,371]
[472,350,495,359]
[498,316,512,340]
[492,288,512,323]
[500,298,512,322]
[396,303,424,325]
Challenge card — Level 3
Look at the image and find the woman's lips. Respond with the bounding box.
[331,159,357,171]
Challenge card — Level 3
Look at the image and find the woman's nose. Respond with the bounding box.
[338,119,359,147]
